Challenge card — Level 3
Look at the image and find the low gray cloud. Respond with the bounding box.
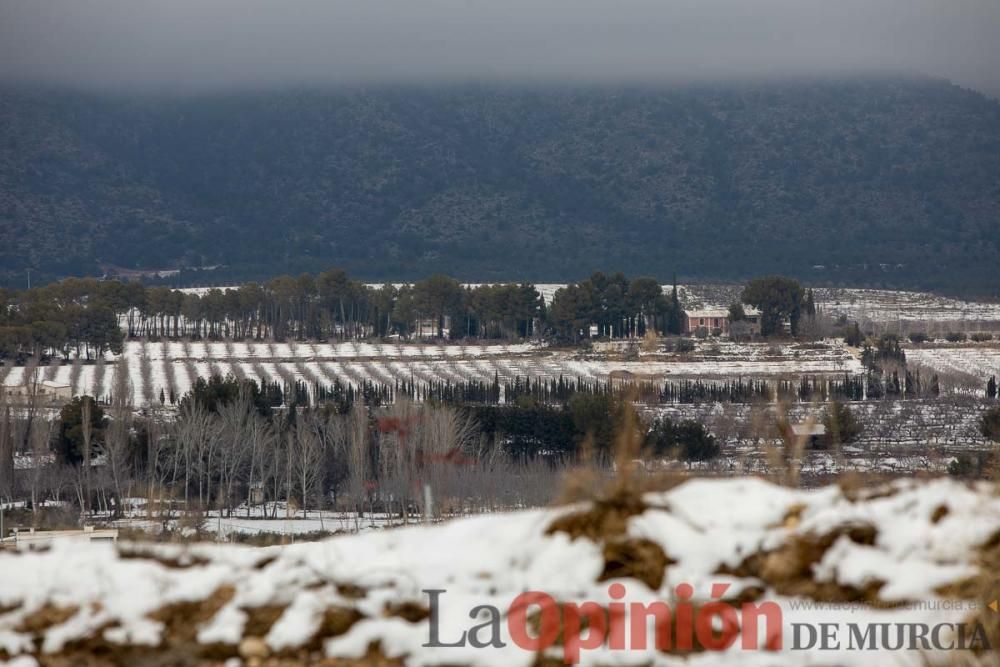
[1,0,998,94]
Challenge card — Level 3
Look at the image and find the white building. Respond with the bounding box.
[0,526,118,551]
[0,379,73,404]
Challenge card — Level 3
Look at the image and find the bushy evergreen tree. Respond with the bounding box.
[822,402,863,449]
[981,406,1000,442]
[845,322,864,347]
[646,417,720,461]
[741,276,806,336]
[179,375,275,415]
[55,396,106,465]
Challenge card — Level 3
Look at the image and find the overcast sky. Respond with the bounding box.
[1,0,998,95]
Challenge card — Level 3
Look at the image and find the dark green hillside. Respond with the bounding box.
[2,78,999,294]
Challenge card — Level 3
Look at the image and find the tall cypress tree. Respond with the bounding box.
[666,275,683,335]
[805,289,817,318]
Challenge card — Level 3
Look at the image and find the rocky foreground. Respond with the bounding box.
[0,478,998,666]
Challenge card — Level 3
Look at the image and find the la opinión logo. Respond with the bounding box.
[423,582,783,664]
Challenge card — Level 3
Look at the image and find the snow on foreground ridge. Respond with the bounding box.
[0,478,998,666]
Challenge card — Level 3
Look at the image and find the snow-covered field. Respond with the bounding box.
[1,477,996,665]
[651,398,994,448]
[681,284,1000,329]
[174,286,239,296]
[819,288,1000,327]
[1,339,864,407]
[8,336,1000,419]
[362,283,566,305]
[114,503,423,539]
[9,280,1000,410]
[906,347,1000,383]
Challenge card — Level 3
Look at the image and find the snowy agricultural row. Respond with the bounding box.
[0,339,866,408]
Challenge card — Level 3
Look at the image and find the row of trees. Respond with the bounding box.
[7,375,999,530]
[151,372,947,414]
[457,374,934,406]
[10,377,487,522]
[1,270,689,357]
[1,271,865,368]
[0,283,123,362]
[1,377,727,525]
[548,273,684,341]
[0,272,543,352]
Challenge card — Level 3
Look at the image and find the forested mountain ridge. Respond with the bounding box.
[2,77,999,294]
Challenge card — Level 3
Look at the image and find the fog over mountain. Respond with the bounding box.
[2,2,999,295]
[3,79,999,293]
[0,0,998,95]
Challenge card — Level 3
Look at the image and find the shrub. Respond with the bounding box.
[908,332,929,344]
[180,374,275,415]
[948,452,993,479]
[971,332,993,342]
[729,320,753,341]
[844,322,864,347]
[981,406,1000,442]
[646,417,720,462]
[948,454,976,478]
[674,339,695,354]
[822,402,863,449]
[676,421,720,461]
[945,332,967,343]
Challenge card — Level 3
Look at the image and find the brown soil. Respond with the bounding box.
[716,523,904,605]
[384,601,430,623]
[599,537,674,590]
[243,605,288,637]
[546,485,648,542]
[931,504,950,524]
[16,604,79,635]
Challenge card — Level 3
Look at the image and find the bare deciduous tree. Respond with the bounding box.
[81,396,93,516]
[290,412,327,518]
[173,400,218,511]
[104,393,133,518]
[345,398,369,515]
[244,406,276,517]
[216,394,257,516]
[0,402,13,502]
[28,417,53,528]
